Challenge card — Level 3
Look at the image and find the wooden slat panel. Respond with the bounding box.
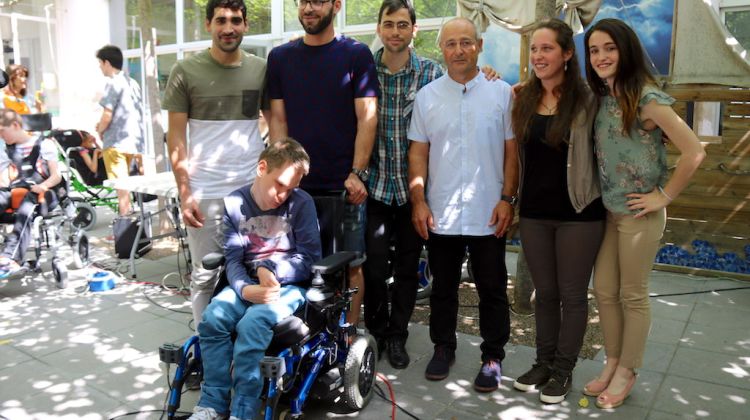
[726,103,750,116]
[665,85,750,101]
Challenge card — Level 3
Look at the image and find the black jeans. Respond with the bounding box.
[428,233,510,362]
[519,217,605,374]
[363,198,423,340]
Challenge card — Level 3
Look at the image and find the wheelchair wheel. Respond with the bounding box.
[72,200,97,231]
[71,231,89,269]
[52,258,67,289]
[343,334,376,410]
[415,249,432,301]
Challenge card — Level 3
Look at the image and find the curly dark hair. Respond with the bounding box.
[206,0,247,22]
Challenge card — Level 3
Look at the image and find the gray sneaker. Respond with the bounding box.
[513,363,552,392]
[189,406,228,420]
[540,372,572,404]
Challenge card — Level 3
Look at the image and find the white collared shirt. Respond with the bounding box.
[408,72,514,236]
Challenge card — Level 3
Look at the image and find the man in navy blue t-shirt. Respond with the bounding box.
[267,0,379,325]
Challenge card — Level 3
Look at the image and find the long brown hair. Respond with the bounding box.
[584,18,656,132]
[512,19,585,147]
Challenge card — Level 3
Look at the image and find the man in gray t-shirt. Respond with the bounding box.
[95,45,145,216]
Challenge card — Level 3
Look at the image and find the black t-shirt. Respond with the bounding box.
[520,114,605,221]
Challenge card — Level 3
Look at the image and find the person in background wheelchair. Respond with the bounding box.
[190,138,322,420]
[71,130,107,187]
[0,109,62,279]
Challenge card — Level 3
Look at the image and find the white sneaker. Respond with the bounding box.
[188,406,227,420]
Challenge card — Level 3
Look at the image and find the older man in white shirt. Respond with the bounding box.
[407,17,519,393]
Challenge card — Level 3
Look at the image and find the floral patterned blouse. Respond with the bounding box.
[594,85,674,215]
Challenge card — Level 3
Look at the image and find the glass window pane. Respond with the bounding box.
[346,1,380,25]
[284,0,302,32]
[347,0,454,24]
[725,10,750,51]
[348,33,376,49]
[413,29,443,66]
[126,0,176,48]
[125,57,143,88]
[2,19,59,115]
[157,53,177,98]
[415,0,455,20]
[186,0,271,42]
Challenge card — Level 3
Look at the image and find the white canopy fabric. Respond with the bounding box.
[457,0,601,34]
[671,0,750,87]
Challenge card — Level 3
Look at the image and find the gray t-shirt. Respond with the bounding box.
[99,71,145,154]
[162,49,268,200]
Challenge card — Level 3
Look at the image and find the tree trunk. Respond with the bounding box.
[138,0,170,235]
[512,0,557,314]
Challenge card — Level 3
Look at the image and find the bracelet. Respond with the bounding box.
[658,186,673,202]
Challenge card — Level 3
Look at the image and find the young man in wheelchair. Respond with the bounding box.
[0,109,62,279]
[191,138,322,420]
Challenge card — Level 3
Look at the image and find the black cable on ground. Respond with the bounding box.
[108,409,191,420]
[373,382,422,420]
[649,286,750,297]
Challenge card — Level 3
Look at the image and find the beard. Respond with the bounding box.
[214,34,242,53]
[299,7,334,35]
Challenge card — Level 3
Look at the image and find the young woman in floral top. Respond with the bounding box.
[583,18,705,409]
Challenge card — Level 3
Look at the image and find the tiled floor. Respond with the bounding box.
[1,206,749,419]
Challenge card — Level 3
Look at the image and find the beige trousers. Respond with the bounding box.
[593,208,666,369]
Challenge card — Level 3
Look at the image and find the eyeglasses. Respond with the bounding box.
[380,21,412,31]
[295,0,332,9]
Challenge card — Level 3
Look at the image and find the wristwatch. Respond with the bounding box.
[351,167,369,182]
[501,194,518,206]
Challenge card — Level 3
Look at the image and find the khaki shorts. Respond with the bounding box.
[102,148,135,179]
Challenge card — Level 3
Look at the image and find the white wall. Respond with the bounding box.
[54,0,111,131]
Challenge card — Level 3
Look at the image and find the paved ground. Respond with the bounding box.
[1,205,749,419]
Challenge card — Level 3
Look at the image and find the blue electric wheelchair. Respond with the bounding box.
[160,193,377,420]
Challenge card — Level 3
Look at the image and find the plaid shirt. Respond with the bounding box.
[368,48,443,206]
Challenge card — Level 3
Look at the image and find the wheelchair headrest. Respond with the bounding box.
[21,113,53,132]
[0,70,7,89]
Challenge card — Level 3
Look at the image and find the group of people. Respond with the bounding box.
[0,43,146,280]
[105,0,703,419]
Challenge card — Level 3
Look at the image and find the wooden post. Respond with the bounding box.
[138,0,170,235]
[512,0,557,315]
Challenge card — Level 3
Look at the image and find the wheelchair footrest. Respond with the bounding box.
[260,356,286,379]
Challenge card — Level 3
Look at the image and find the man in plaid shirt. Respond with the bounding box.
[363,0,443,370]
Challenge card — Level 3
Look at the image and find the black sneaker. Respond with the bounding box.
[387,337,410,369]
[473,359,502,393]
[540,371,572,404]
[424,346,455,381]
[513,362,552,392]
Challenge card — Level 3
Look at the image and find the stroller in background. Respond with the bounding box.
[50,129,118,230]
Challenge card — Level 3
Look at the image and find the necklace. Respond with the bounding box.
[540,102,557,115]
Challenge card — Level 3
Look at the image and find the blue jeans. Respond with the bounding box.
[197,285,306,419]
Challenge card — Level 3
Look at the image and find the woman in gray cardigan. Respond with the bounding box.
[510,18,606,404]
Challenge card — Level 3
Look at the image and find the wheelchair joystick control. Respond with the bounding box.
[159,343,182,364]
